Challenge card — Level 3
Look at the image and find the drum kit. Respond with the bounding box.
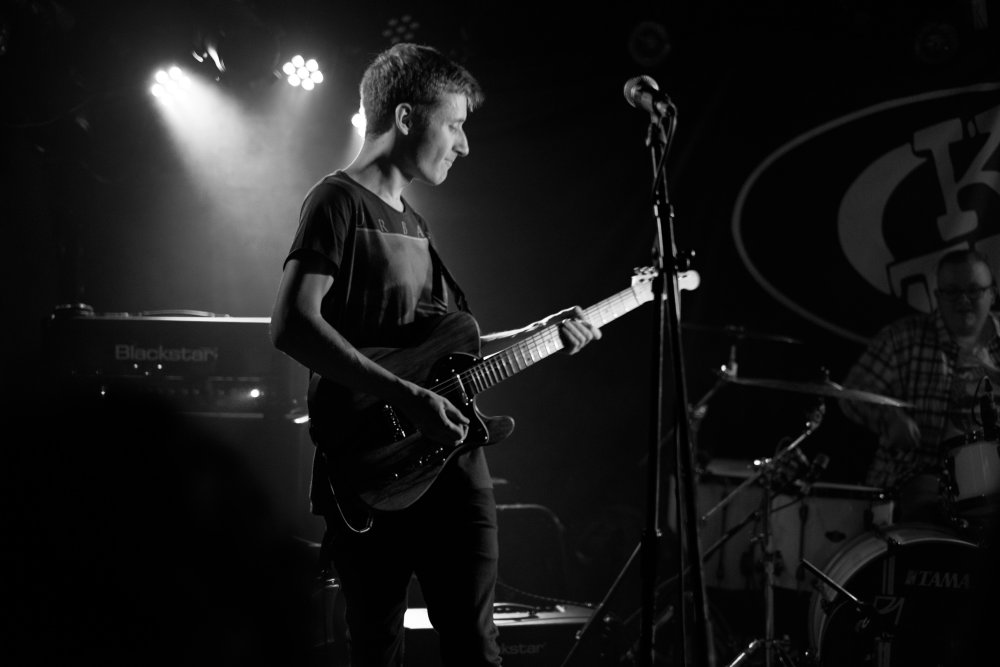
[672,323,1000,667]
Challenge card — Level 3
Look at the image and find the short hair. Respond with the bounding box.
[937,248,995,281]
[359,43,484,136]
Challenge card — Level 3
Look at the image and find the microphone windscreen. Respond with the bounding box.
[623,74,659,107]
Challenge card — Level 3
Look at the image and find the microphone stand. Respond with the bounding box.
[639,98,715,667]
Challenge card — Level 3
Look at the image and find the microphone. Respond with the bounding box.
[982,378,998,439]
[623,75,672,115]
[795,453,830,497]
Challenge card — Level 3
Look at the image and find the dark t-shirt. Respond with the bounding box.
[283,171,491,515]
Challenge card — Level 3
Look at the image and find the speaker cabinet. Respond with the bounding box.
[404,603,620,666]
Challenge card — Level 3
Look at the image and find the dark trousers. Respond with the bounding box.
[325,481,501,667]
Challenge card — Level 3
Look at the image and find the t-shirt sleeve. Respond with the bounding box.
[284,181,354,273]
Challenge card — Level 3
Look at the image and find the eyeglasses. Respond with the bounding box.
[936,286,994,301]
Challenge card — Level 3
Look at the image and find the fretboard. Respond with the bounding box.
[457,282,652,396]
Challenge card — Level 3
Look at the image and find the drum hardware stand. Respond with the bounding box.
[718,403,825,667]
[699,399,823,526]
[799,558,894,665]
[799,558,866,618]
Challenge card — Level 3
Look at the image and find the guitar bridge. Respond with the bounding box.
[453,373,470,405]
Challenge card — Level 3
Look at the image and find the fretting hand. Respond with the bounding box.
[545,306,602,355]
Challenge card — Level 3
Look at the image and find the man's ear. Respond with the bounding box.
[395,103,413,134]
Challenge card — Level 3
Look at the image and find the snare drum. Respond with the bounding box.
[808,524,980,666]
[943,431,1000,519]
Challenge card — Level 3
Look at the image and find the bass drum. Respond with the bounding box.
[808,523,981,666]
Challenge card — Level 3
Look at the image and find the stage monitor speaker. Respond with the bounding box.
[404,603,622,666]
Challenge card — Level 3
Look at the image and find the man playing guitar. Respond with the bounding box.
[270,43,600,666]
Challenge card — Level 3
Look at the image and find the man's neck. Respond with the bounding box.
[344,137,410,211]
[955,321,995,350]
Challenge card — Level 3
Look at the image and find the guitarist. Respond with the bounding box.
[269,43,600,667]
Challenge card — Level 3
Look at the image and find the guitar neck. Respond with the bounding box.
[459,284,649,396]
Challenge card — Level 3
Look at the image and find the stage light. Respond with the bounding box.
[351,107,366,137]
[149,66,191,100]
[281,54,323,90]
[382,14,420,44]
[190,1,281,89]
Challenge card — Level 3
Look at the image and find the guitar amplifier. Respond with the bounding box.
[403,603,623,666]
[43,305,306,418]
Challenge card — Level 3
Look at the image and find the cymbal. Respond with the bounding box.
[683,322,804,345]
[721,372,912,407]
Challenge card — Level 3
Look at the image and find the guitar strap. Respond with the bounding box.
[428,237,473,315]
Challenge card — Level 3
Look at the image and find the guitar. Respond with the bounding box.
[308,267,660,513]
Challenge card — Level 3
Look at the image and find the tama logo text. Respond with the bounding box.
[904,569,971,589]
[115,344,219,363]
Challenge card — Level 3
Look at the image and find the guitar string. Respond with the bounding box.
[426,288,642,396]
[421,289,643,398]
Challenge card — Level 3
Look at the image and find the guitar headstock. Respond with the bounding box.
[630,266,700,303]
[631,267,657,303]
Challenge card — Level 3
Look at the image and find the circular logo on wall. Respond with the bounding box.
[734,83,1000,343]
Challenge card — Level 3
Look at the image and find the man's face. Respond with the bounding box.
[405,92,470,185]
[936,259,996,338]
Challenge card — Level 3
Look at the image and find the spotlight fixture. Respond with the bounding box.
[382,14,420,44]
[190,1,281,88]
[150,65,191,99]
[281,54,323,90]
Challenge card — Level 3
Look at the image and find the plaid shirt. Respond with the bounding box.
[840,310,1000,490]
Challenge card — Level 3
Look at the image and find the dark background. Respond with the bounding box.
[4,0,1000,641]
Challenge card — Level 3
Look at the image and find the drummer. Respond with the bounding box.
[840,248,1000,524]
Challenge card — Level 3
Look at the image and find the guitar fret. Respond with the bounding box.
[463,273,654,403]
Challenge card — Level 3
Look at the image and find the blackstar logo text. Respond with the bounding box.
[115,344,219,363]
